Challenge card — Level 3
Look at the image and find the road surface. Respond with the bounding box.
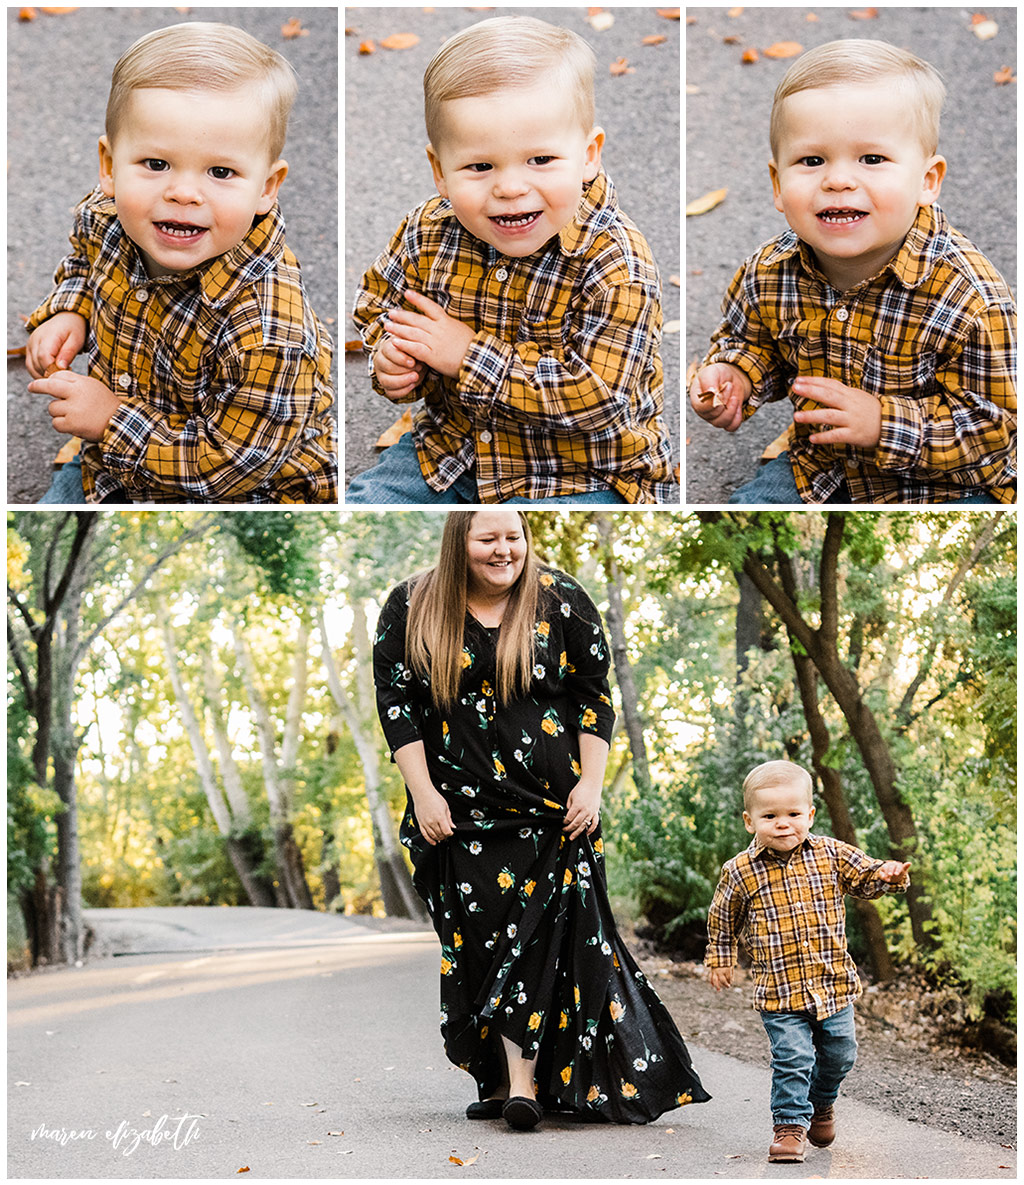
[7,907,1015,1179]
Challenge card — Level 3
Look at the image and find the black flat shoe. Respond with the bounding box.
[502,1096,543,1130]
[466,1098,505,1120]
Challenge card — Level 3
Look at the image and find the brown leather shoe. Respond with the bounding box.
[808,1102,836,1147]
[768,1124,807,1162]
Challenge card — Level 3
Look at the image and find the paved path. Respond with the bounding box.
[685,6,1018,503]
[344,5,681,494]
[6,6,338,503]
[7,908,1014,1179]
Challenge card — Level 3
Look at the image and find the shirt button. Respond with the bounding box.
[134,288,149,302]
[494,267,508,282]
[479,430,493,444]
[117,373,132,390]
[835,306,849,322]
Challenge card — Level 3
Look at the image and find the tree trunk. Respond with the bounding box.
[595,514,651,794]
[319,604,427,922]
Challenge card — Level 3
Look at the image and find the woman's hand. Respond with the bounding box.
[563,779,602,841]
[411,785,456,846]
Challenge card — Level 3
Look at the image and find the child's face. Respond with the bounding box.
[743,782,815,854]
[426,77,603,258]
[768,80,945,289]
[99,85,288,279]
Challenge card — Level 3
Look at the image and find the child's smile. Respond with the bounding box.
[427,77,604,258]
[769,80,945,290]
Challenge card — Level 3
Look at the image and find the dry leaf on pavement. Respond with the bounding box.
[664,320,681,334]
[993,65,1016,83]
[18,8,37,19]
[376,410,414,450]
[609,57,634,75]
[642,34,667,45]
[849,8,878,18]
[381,32,420,49]
[763,41,803,58]
[657,8,681,18]
[685,187,727,216]
[359,40,375,54]
[972,18,998,39]
[727,6,744,15]
[40,6,78,11]
[742,47,759,63]
[281,17,308,38]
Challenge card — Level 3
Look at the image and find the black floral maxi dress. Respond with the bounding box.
[373,568,710,1123]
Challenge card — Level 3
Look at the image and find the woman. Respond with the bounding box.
[373,510,709,1129]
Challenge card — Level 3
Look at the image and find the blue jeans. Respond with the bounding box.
[37,454,129,504]
[345,431,626,505]
[759,1006,858,1128]
[728,452,1000,506]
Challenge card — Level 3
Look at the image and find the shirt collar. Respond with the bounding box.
[104,193,287,304]
[425,167,619,261]
[749,832,821,861]
[764,202,948,293]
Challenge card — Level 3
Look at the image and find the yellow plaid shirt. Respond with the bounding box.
[27,189,337,503]
[703,203,1016,503]
[705,834,909,1018]
[352,169,674,503]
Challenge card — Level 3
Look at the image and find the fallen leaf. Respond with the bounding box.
[345,339,365,352]
[281,17,308,38]
[685,83,700,93]
[970,11,988,23]
[806,11,819,19]
[657,8,681,18]
[376,410,414,449]
[8,346,27,359]
[972,18,998,39]
[589,11,614,31]
[308,1140,321,1146]
[646,1153,664,1159]
[664,320,681,334]
[993,65,1016,83]
[849,7,878,18]
[236,1170,250,1176]
[727,5,744,15]
[722,34,740,44]
[741,47,759,63]
[685,187,727,216]
[763,41,803,58]
[44,362,63,377]
[40,6,78,12]
[449,1155,479,1167]
[327,1131,345,1136]
[642,34,667,45]
[695,385,725,408]
[300,1101,319,1107]
[18,8,36,20]
[359,40,375,54]
[609,57,634,75]
[381,32,420,49]
[669,274,681,286]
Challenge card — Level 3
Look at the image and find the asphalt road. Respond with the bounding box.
[6,6,339,504]
[685,5,1018,503]
[344,6,681,495]
[7,907,1015,1180]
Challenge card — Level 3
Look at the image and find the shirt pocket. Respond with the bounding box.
[861,349,937,401]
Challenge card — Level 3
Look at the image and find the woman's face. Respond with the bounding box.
[465,511,527,597]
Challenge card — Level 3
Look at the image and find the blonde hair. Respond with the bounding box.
[424,16,595,147]
[106,22,297,160]
[769,39,946,158]
[743,760,813,811]
[406,511,540,710]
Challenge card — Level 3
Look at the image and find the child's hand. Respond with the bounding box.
[708,966,733,991]
[792,376,882,448]
[384,290,475,380]
[875,860,911,884]
[689,362,750,432]
[25,312,87,380]
[28,370,122,441]
[374,336,426,401]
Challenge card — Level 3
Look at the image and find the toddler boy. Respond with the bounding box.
[26,22,337,504]
[689,39,1016,504]
[348,15,674,504]
[705,760,910,1163]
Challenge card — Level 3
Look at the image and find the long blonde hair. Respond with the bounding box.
[406,511,540,709]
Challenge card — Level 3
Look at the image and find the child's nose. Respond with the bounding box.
[163,175,204,205]
[492,169,529,199]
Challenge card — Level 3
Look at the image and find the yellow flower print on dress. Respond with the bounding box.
[559,1010,569,1029]
[563,868,573,887]
[460,648,473,668]
[536,621,550,639]
[528,1012,542,1031]
[676,1092,692,1106]
[574,986,581,1006]
[570,757,582,777]
[481,680,493,697]
[560,1065,573,1085]
[494,757,506,776]
[453,931,463,948]
[523,880,536,897]
[594,838,604,855]
[541,717,558,736]
[440,957,454,975]
[586,1085,601,1102]
[581,708,597,729]
[497,869,514,891]
[609,998,625,1022]
[540,573,554,587]
[620,1081,638,1099]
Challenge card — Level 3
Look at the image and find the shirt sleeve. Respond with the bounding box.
[875,299,1017,487]
[705,864,745,968]
[702,255,792,412]
[552,573,616,742]
[373,583,425,757]
[457,280,662,437]
[834,841,909,899]
[98,335,331,502]
[24,197,97,331]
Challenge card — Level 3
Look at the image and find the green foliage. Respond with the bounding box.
[6,692,62,898]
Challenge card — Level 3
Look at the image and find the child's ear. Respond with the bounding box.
[769,161,784,214]
[918,154,946,207]
[583,126,605,182]
[426,144,449,199]
[742,810,755,835]
[98,136,115,198]
[256,160,289,215]
[807,804,816,827]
